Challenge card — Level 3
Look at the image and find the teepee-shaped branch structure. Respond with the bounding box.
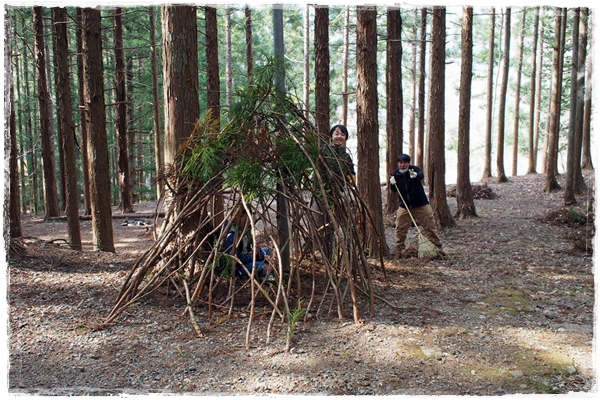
[103,68,385,346]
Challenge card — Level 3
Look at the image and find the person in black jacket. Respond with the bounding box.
[389,154,443,258]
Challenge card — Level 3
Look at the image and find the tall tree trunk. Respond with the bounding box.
[33,6,60,218]
[8,46,22,238]
[245,6,254,83]
[314,6,330,138]
[81,7,115,252]
[581,9,594,170]
[427,6,454,228]
[149,6,164,198]
[342,6,350,126]
[114,8,134,213]
[511,8,526,177]
[49,16,65,211]
[205,6,220,123]
[357,6,386,259]
[52,7,82,250]
[574,8,588,193]
[455,6,476,219]
[555,8,567,177]
[21,23,40,214]
[45,12,62,211]
[417,7,427,171]
[527,7,540,174]
[482,7,495,180]
[205,6,223,226]
[12,23,28,216]
[225,7,233,108]
[409,7,418,162]
[303,5,310,118]
[273,4,291,280]
[385,6,402,214]
[23,37,39,214]
[564,8,581,205]
[76,8,91,216]
[545,8,563,192]
[533,13,545,174]
[496,7,510,183]
[162,4,200,165]
[126,58,137,204]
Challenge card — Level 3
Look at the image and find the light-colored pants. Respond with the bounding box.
[395,204,440,249]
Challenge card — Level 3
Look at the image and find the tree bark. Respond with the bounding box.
[245,6,254,83]
[511,8,526,177]
[564,8,581,205]
[162,5,200,165]
[357,6,386,257]
[81,7,115,252]
[527,7,540,174]
[9,60,22,238]
[225,7,233,108]
[342,6,350,126]
[455,6,476,219]
[114,8,134,213]
[126,58,138,204]
[303,5,310,118]
[416,8,427,171]
[545,8,563,192]
[149,6,164,198]
[574,8,588,193]
[33,6,60,218]
[409,8,418,162]
[205,6,220,124]
[205,6,223,226]
[385,6,402,214]
[496,8,510,183]
[581,9,594,170]
[314,6,330,138]
[427,7,454,228]
[533,13,545,174]
[52,7,82,250]
[76,8,91,216]
[481,7,495,181]
[273,4,291,277]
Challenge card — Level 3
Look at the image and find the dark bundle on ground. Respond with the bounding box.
[541,192,595,254]
[446,183,496,199]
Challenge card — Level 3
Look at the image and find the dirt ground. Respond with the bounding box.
[7,172,597,396]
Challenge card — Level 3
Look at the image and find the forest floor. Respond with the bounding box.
[7,172,598,396]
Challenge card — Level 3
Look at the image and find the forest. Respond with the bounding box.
[5,3,597,395]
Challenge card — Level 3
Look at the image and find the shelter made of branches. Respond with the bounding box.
[104,67,385,341]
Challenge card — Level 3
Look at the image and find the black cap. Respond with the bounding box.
[397,154,411,162]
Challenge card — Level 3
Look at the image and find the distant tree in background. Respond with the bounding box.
[481,7,495,181]
[545,8,563,193]
[455,6,476,220]
[496,7,510,184]
[527,7,540,174]
[114,8,134,214]
[52,7,82,250]
[33,6,60,218]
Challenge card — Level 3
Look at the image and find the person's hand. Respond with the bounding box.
[390,176,396,185]
[409,169,417,179]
